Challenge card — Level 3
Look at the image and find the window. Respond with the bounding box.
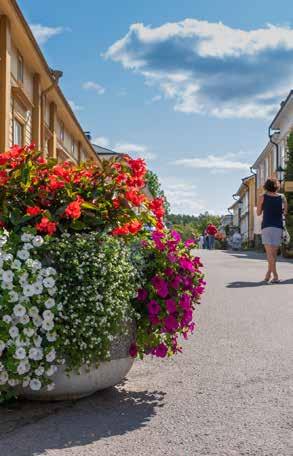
[60,121,64,142]
[13,118,23,146]
[71,138,75,157]
[17,53,24,83]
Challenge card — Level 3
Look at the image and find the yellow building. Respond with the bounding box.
[0,0,99,164]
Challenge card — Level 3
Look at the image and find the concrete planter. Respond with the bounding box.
[19,321,135,401]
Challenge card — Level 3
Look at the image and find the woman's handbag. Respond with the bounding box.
[281,194,290,245]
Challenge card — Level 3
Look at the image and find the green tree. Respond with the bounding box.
[167,212,221,235]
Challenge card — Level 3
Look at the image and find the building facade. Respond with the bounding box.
[0,0,99,164]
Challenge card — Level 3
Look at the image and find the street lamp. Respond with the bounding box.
[276,165,285,185]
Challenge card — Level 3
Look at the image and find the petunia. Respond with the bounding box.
[165,298,177,314]
[137,288,148,302]
[147,300,161,315]
[153,343,168,358]
[179,293,191,310]
[129,343,138,358]
[164,315,179,333]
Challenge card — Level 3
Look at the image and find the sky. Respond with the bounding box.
[18,0,293,215]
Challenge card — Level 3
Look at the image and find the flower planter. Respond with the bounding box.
[19,322,135,401]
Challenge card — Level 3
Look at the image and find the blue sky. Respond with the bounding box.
[19,0,293,215]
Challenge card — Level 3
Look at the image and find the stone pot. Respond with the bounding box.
[19,321,135,401]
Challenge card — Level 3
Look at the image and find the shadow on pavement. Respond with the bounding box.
[227,278,293,288]
[222,250,293,264]
[0,385,165,455]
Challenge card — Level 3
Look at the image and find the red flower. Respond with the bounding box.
[48,177,65,191]
[112,224,130,236]
[129,343,138,358]
[0,170,8,186]
[35,217,57,235]
[149,197,165,219]
[65,200,82,219]
[125,189,145,206]
[0,221,5,229]
[112,198,120,209]
[128,220,142,234]
[26,206,42,217]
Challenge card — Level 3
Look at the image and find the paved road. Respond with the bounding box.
[1,250,293,456]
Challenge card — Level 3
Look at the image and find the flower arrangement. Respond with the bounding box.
[0,145,205,402]
[131,230,205,358]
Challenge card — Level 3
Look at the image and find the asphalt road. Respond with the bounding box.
[1,250,293,456]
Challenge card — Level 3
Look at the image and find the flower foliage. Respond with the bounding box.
[131,230,205,358]
[44,233,139,372]
[0,231,61,401]
[0,145,165,236]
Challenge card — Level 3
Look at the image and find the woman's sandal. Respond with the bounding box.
[270,279,281,284]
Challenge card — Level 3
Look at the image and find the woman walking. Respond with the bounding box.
[257,178,288,283]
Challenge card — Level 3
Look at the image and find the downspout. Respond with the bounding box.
[268,126,280,170]
[242,178,250,243]
[250,166,257,206]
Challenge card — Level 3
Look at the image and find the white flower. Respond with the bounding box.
[32,282,43,295]
[9,291,19,303]
[43,277,55,289]
[33,335,42,347]
[33,316,43,327]
[15,336,26,347]
[32,236,44,247]
[45,298,55,309]
[46,332,57,342]
[46,349,56,363]
[14,347,26,360]
[42,319,54,332]
[0,371,8,385]
[57,303,63,311]
[47,382,55,391]
[44,267,57,277]
[11,259,21,270]
[48,287,57,296]
[2,281,13,290]
[22,284,34,297]
[43,310,54,321]
[8,378,19,387]
[25,259,34,269]
[32,260,42,271]
[13,304,26,318]
[3,315,12,324]
[0,235,7,247]
[23,243,33,251]
[19,314,30,325]
[0,340,6,352]
[23,327,35,337]
[9,326,19,339]
[2,270,14,283]
[17,362,28,375]
[28,306,39,318]
[21,233,33,242]
[29,347,43,360]
[17,249,30,261]
[19,272,28,285]
[30,379,42,391]
[3,253,13,262]
[35,366,45,376]
[46,365,57,377]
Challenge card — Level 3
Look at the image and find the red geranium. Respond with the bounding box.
[26,206,42,217]
[35,217,57,235]
[65,199,82,219]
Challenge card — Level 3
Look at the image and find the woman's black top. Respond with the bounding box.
[261,193,283,229]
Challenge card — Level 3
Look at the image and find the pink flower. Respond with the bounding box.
[151,276,169,298]
[164,315,179,333]
[171,230,181,243]
[179,257,195,272]
[129,343,138,358]
[165,298,177,314]
[167,252,177,263]
[164,267,174,278]
[182,309,193,326]
[179,293,191,310]
[154,343,168,358]
[137,288,148,301]
[171,275,181,290]
[149,315,160,325]
[185,239,196,248]
[147,300,161,315]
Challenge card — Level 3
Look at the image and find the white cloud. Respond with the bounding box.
[30,24,65,45]
[114,142,157,161]
[93,136,110,148]
[104,19,293,118]
[160,177,206,215]
[172,154,251,171]
[68,100,83,112]
[83,81,106,95]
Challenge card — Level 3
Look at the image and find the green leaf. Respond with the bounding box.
[81,202,100,212]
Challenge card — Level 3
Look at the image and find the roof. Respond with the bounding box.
[252,141,273,169]
[270,90,293,130]
[92,144,121,157]
[6,0,99,162]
